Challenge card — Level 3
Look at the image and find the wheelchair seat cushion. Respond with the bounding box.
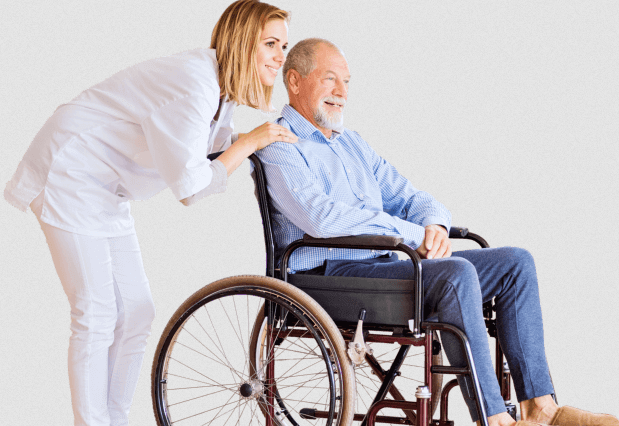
[288,273,417,327]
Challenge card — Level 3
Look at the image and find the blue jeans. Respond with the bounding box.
[316,247,555,421]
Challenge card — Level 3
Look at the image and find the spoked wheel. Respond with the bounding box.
[349,332,443,424]
[152,275,355,426]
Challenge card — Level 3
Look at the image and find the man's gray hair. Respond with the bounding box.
[283,38,344,90]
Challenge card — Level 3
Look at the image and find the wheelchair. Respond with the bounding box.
[150,153,521,426]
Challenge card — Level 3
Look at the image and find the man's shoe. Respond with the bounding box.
[551,406,619,426]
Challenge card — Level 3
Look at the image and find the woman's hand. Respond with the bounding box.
[213,122,298,179]
[242,122,298,151]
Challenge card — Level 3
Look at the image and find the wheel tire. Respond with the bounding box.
[152,275,356,426]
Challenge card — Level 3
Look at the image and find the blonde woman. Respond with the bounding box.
[3,1,295,425]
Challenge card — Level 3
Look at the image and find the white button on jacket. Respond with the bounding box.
[5,48,236,237]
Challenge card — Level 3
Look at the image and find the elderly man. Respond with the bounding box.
[254,38,617,426]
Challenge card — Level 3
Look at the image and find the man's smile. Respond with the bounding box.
[323,97,345,111]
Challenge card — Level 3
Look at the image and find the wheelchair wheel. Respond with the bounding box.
[152,275,355,426]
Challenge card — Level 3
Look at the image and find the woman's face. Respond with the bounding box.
[255,19,288,86]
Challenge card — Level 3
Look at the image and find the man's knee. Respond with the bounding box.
[439,257,479,283]
[500,247,537,274]
[423,257,481,302]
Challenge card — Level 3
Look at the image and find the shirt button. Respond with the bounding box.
[346,168,351,173]
[293,188,298,192]
[286,268,291,273]
[359,194,364,199]
[371,250,376,253]
[329,248,333,251]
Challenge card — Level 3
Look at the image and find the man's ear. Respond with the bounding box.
[287,69,301,95]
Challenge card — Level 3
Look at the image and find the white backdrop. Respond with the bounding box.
[1,0,618,424]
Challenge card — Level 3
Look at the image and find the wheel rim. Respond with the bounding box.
[153,286,345,426]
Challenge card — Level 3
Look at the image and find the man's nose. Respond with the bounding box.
[333,79,347,98]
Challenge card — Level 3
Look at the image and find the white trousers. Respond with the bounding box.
[37,220,156,426]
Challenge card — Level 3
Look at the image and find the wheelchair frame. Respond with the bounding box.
[248,153,517,425]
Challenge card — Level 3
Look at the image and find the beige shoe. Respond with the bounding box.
[551,406,619,426]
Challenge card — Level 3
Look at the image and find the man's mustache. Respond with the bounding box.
[322,96,346,108]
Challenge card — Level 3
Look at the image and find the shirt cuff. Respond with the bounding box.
[180,159,228,206]
[394,219,426,249]
[421,216,451,232]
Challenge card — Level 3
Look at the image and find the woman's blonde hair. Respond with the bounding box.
[211,0,289,111]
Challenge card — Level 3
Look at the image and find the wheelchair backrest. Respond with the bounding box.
[248,154,278,278]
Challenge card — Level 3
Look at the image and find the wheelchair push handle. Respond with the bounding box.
[206,151,224,161]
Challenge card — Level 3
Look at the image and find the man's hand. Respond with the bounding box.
[416,224,452,260]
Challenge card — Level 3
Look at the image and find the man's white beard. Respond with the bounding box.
[313,97,345,131]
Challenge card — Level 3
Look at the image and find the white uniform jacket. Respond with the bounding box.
[5,48,236,237]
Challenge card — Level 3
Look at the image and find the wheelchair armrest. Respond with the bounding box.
[449,226,489,248]
[449,227,469,238]
[303,234,403,248]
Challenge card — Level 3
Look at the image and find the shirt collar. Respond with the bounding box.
[281,104,343,143]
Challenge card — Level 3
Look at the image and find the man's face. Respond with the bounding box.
[298,44,350,134]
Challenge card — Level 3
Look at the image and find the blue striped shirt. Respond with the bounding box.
[255,104,451,272]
